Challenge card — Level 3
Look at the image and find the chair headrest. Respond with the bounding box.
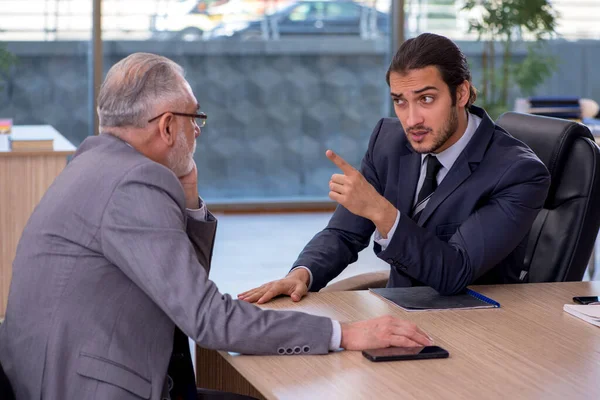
[496,112,594,202]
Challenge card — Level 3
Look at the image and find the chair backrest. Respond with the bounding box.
[0,359,15,400]
[497,112,600,282]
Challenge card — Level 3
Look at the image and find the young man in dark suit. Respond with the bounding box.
[241,33,550,303]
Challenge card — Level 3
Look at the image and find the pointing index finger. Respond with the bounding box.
[326,150,355,175]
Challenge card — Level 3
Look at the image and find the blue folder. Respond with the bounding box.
[370,286,500,311]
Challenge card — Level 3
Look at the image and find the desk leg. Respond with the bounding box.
[196,346,265,400]
[0,154,68,315]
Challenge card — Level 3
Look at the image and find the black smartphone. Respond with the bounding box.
[362,346,449,362]
[573,296,600,305]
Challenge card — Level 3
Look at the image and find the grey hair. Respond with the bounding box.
[97,53,185,129]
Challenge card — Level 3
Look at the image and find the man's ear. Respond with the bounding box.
[457,81,470,108]
[158,113,175,146]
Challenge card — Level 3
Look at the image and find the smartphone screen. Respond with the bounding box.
[362,346,449,362]
[573,296,600,305]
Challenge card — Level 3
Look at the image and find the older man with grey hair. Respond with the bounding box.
[0,53,432,400]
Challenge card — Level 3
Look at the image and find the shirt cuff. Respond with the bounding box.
[186,197,207,221]
[373,210,401,251]
[330,320,343,351]
[290,266,313,291]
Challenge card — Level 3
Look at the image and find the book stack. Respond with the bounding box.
[9,129,54,151]
[9,137,54,151]
[527,96,582,120]
[0,118,12,134]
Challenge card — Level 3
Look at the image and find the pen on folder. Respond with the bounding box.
[465,288,501,307]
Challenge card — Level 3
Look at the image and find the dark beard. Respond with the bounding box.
[429,107,459,153]
[412,107,459,154]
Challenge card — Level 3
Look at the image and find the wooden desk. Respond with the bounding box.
[197,282,600,400]
[0,125,76,315]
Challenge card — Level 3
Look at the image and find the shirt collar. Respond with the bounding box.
[421,110,482,170]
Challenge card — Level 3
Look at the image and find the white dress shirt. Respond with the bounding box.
[374,111,482,249]
[186,198,208,221]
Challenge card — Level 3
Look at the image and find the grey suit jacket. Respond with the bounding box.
[0,134,332,400]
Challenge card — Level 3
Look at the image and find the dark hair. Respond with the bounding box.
[386,33,477,108]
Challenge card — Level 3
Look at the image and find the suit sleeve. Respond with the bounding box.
[185,209,217,276]
[100,163,332,355]
[377,154,551,295]
[293,119,385,291]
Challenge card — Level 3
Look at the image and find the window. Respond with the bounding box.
[0,0,91,147]
[325,2,361,19]
[103,0,391,202]
[288,3,313,22]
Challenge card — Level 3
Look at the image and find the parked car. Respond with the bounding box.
[152,0,266,41]
[208,0,389,40]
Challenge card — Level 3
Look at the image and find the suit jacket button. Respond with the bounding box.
[302,346,310,353]
[293,346,302,354]
[286,348,294,355]
[277,347,285,355]
[386,258,394,264]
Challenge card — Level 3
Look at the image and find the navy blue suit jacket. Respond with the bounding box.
[294,106,551,294]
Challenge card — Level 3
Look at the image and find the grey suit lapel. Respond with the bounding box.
[416,106,496,226]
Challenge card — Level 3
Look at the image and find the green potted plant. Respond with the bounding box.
[0,43,17,93]
[0,43,17,134]
[463,0,558,119]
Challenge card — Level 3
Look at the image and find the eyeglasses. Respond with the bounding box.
[148,111,207,128]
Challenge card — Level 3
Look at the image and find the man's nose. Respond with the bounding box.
[406,106,424,127]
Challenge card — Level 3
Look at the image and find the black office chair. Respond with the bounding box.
[322,112,600,292]
[0,360,15,400]
[496,112,600,282]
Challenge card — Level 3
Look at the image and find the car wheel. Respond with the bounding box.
[178,27,204,41]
